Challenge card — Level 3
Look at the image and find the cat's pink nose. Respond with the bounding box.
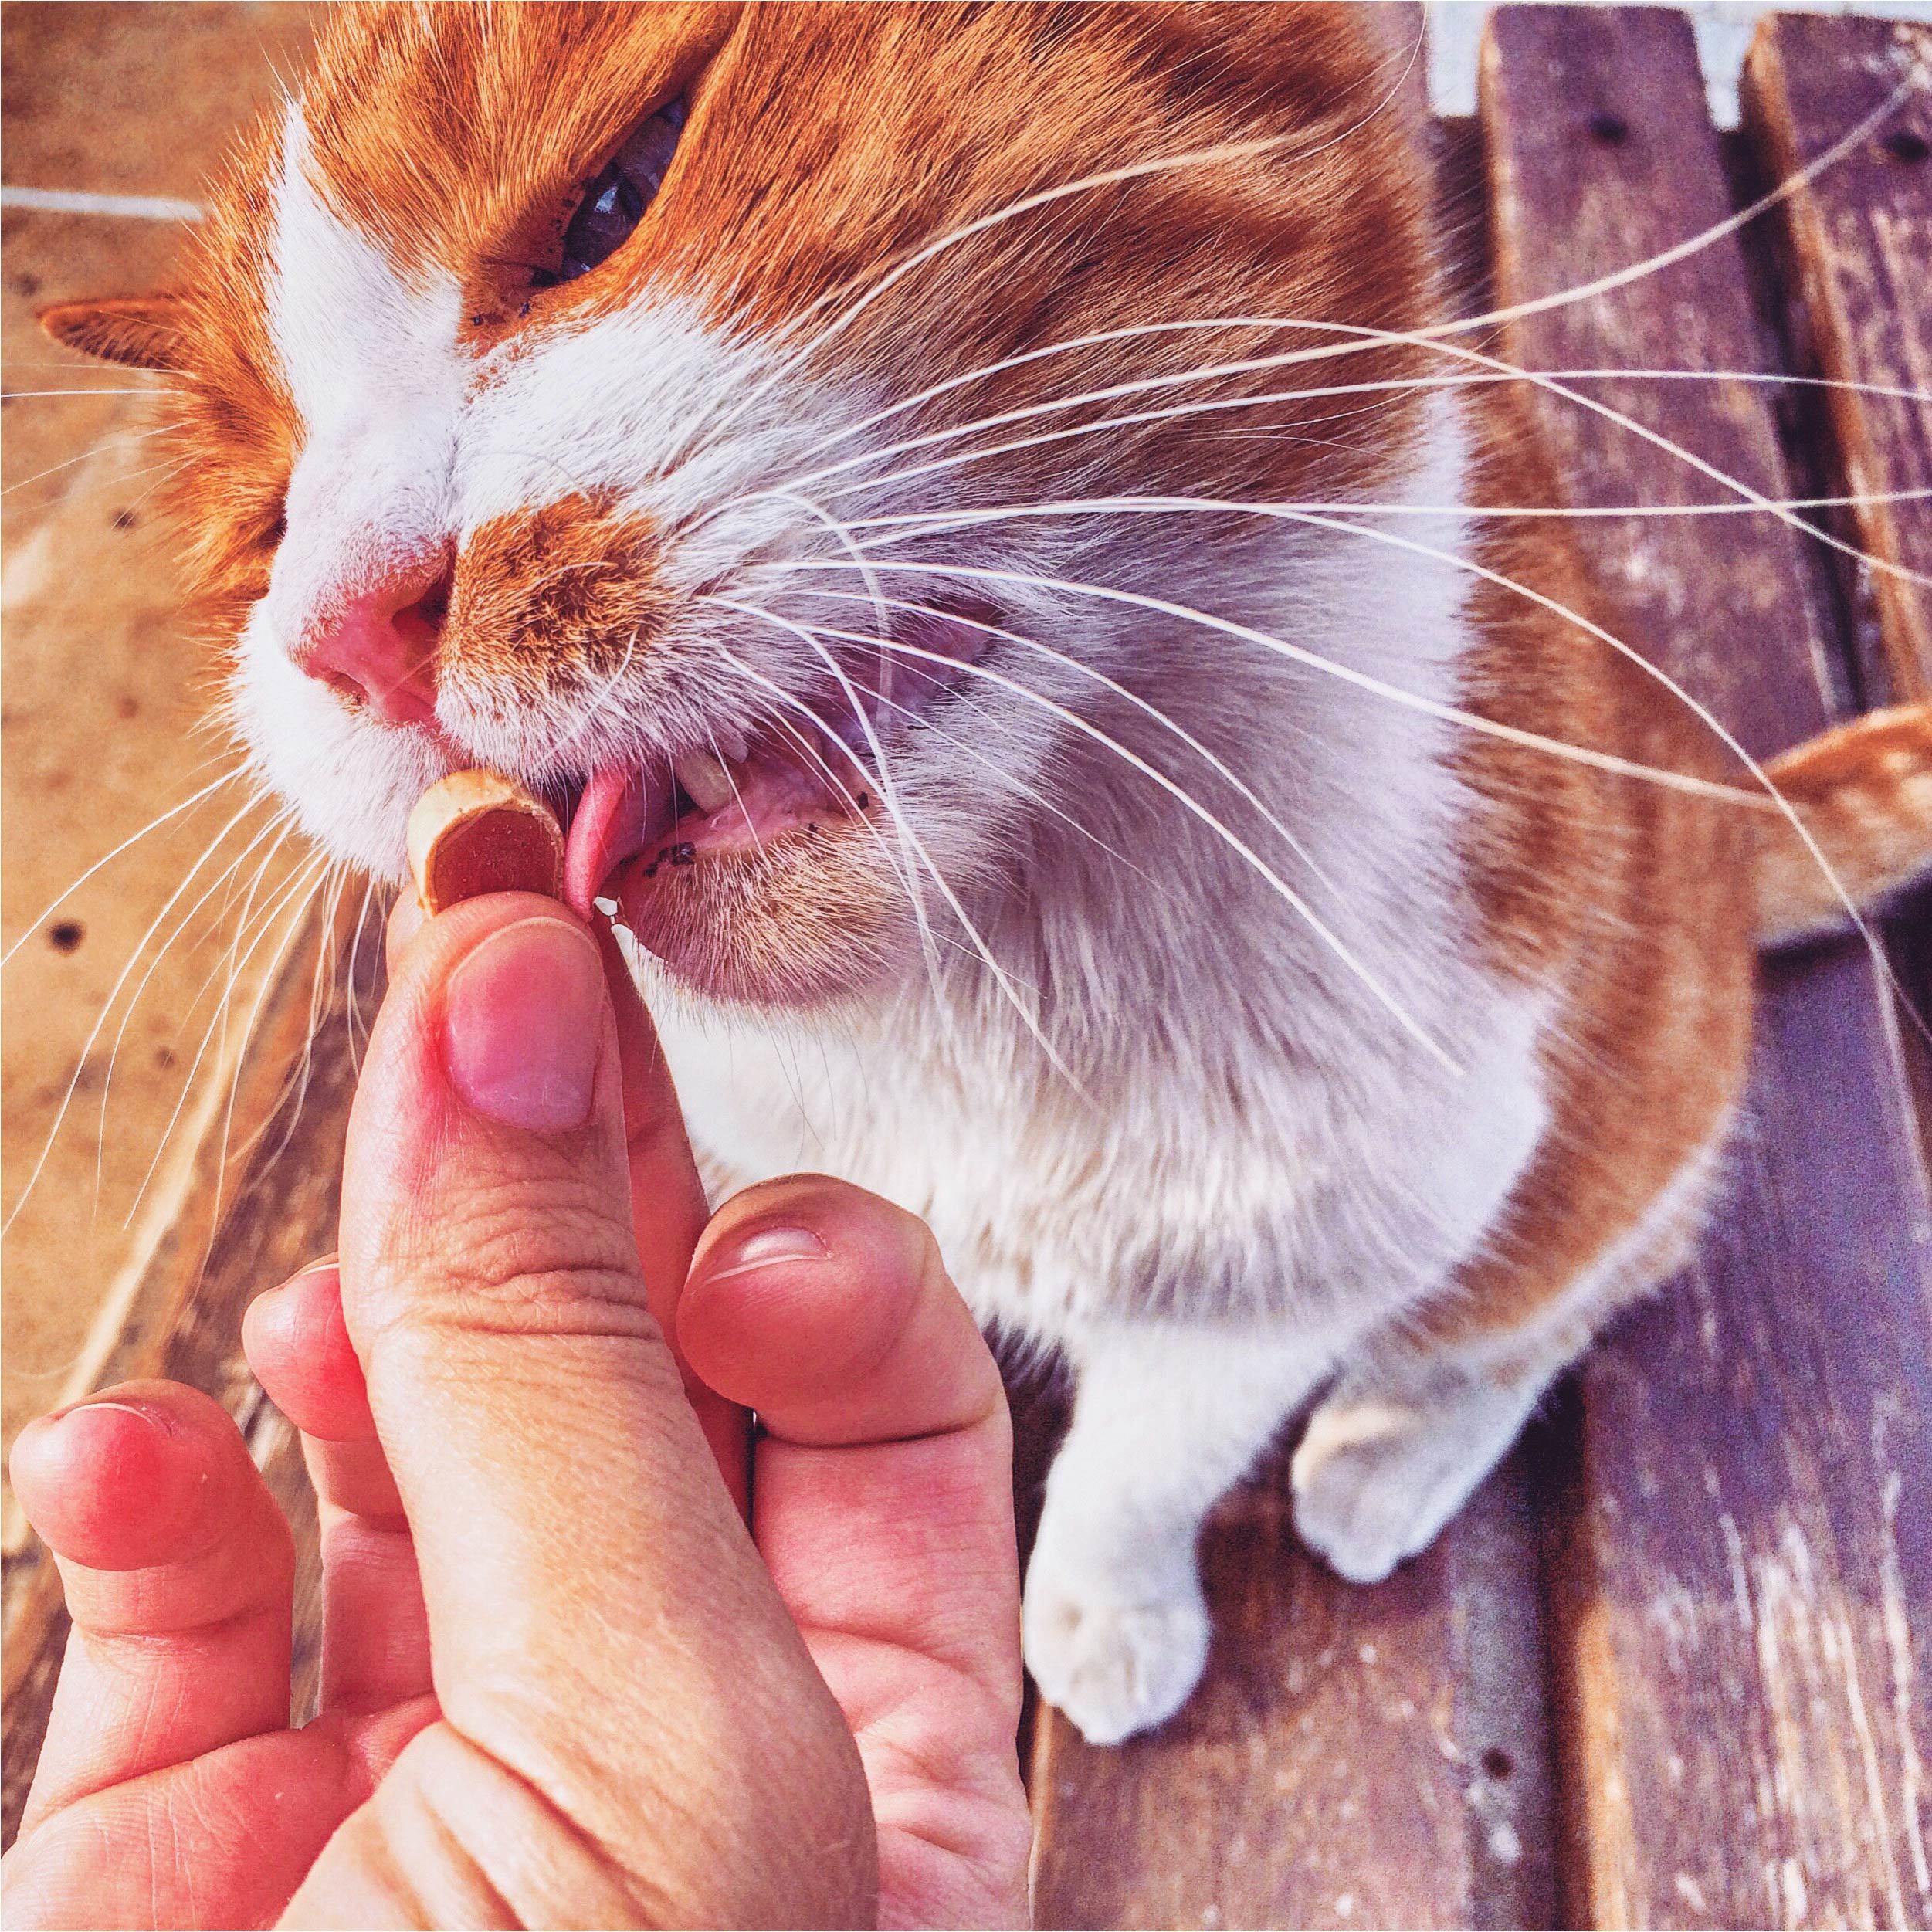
[296,551,453,727]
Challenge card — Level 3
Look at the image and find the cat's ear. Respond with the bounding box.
[38,293,185,370]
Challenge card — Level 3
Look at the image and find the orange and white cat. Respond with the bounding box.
[46,2,1932,1744]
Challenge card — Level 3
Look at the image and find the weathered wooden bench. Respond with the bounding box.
[4,8,1928,1925]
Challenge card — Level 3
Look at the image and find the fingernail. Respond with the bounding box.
[442,917,606,1131]
[702,1225,829,1284]
[44,1397,175,1437]
[252,1255,337,1312]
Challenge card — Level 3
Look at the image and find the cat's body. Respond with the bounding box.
[46,1,1932,1744]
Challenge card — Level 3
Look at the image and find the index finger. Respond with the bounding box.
[393,880,747,1510]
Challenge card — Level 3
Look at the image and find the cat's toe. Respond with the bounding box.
[1022,1573,1209,1745]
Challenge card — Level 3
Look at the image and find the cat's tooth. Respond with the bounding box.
[675,750,735,815]
[713,722,751,765]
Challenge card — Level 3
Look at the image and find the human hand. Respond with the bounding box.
[4,889,1030,1928]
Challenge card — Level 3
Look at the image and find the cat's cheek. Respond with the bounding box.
[231,605,443,882]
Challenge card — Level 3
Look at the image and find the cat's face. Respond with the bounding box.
[49,2,1430,1008]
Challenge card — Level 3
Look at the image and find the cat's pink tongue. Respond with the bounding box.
[562,765,661,918]
[562,750,858,924]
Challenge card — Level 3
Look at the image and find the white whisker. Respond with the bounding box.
[707,602,975,1057]
[785,538,1888,962]
[788,585,1360,915]
[128,841,325,1224]
[769,553,1775,808]
[2,789,280,1232]
[93,807,299,1205]
[762,606,1460,1075]
[686,41,1426,458]
[1,422,175,498]
[2,767,246,969]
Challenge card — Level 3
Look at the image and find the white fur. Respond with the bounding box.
[264,115,466,663]
[1293,1118,1731,1584]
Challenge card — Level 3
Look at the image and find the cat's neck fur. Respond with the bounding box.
[640,391,1551,1347]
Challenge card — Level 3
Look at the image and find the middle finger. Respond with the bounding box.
[246,1266,429,1716]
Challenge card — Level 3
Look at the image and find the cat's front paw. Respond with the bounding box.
[1022,1561,1209,1745]
[1290,1378,1532,1583]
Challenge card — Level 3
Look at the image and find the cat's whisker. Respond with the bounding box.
[758,605,1458,1073]
[772,324,1932,591]
[203,849,335,1240]
[682,44,1427,462]
[798,620,1077,1087]
[0,388,185,399]
[692,53,1915,498]
[812,370,1932,517]
[0,422,175,499]
[771,552,1774,809]
[342,875,383,1073]
[704,639,971,1051]
[2,788,280,1233]
[704,639,924,907]
[703,717,768,866]
[762,488,895,680]
[6,454,201,524]
[127,830,320,1221]
[713,571,951,996]
[276,859,350,1162]
[796,540,1896,971]
[850,483,1932,540]
[807,312,1932,596]
[93,805,300,1204]
[789,308,1932,479]
[786,585,1361,916]
[232,859,356,1181]
[2,767,248,969]
[547,630,642,768]
[865,669,1164,893]
[705,611,961,1041]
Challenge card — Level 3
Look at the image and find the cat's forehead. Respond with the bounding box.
[263,2,1392,334]
[293,2,730,282]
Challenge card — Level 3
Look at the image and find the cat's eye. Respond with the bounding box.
[550,97,686,284]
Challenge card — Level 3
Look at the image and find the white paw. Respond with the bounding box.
[1022,1561,1209,1745]
[1291,1381,1533,1584]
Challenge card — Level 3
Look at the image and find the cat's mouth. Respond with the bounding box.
[558,602,994,927]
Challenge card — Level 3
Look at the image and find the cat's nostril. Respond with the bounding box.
[295,549,453,729]
[395,559,455,642]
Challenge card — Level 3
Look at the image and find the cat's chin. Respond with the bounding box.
[602,829,913,1010]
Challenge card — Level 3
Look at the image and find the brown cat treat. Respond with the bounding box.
[406,769,564,914]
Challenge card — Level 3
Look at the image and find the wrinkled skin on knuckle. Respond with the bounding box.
[365,1155,653,1343]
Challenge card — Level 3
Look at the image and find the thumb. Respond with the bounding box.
[334,891,869,1920]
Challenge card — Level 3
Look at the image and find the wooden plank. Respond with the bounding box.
[1741,12,1932,703]
[1029,1449,1554,1932]
[1025,84,1557,1932]
[1,0,321,1487]
[0,913,370,1847]
[1481,8,1932,1927]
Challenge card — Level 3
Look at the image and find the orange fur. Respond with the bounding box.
[453,497,669,683]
